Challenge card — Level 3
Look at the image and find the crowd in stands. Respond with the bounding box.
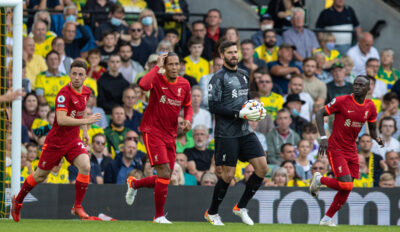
[4,0,400,188]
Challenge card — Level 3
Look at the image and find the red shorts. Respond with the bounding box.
[143,132,176,169]
[327,149,359,179]
[37,139,88,170]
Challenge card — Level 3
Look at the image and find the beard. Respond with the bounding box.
[265,41,276,49]
[224,57,238,68]
[121,57,131,63]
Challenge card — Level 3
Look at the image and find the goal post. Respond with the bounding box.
[0,0,22,218]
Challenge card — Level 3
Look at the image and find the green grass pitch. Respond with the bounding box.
[1,220,399,232]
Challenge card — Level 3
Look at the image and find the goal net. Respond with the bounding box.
[0,0,23,219]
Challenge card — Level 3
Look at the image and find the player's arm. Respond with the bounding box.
[316,107,329,157]
[368,121,384,147]
[138,54,167,91]
[56,110,101,127]
[182,85,193,133]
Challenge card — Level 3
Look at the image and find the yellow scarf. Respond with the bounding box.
[163,0,182,36]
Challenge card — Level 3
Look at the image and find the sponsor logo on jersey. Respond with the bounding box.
[162,87,168,90]
[232,89,238,98]
[57,95,65,103]
[344,119,363,128]
[159,95,182,106]
[238,89,248,96]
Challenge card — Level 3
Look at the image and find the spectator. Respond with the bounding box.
[83,0,114,30]
[379,92,400,139]
[176,115,194,153]
[223,27,241,60]
[31,103,50,136]
[51,37,73,75]
[138,9,164,49]
[366,76,382,113]
[283,7,320,61]
[23,37,47,89]
[379,172,396,188]
[134,54,159,85]
[118,43,144,84]
[46,159,70,184]
[142,157,154,177]
[178,57,198,87]
[238,39,267,75]
[175,153,197,185]
[62,21,90,59]
[313,52,333,84]
[104,139,141,184]
[372,117,400,157]
[385,151,400,186]
[326,62,352,104]
[155,40,174,54]
[87,88,108,129]
[125,130,147,156]
[128,21,154,67]
[311,160,328,177]
[284,94,308,135]
[268,43,302,94]
[251,92,275,136]
[35,50,69,109]
[104,105,131,156]
[99,30,118,68]
[185,125,214,182]
[122,87,142,133]
[296,140,312,180]
[278,143,306,178]
[266,167,288,187]
[347,32,379,77]
[267,0,304,29]
[358,134,385,186]
[31,20,55,58]
[301,123,319,162]
[22,93,39,132]
[191,86,212,130]
[286,75,313,121]
[366,58,387,99]
[315,0,361,55]
[90,133,112,175]
[258,73,284,120]
[87,48,107,81]
[254,29,280,64]
[170,163,185,186]
[68,156,104,184]
[341,55,355,83]
[313,32,341,69]
[98,54,129,114]
[281,160,308,187]
[198,56,223,109]
[248,120,268,154]
[25,0,63,11]
[205,8,225,42]
[200,172,218,186]
[236,164,255,186]
[164,29,183,58]
[184,36,210,82]
[186,20,215,61]
[380,49,400,90]
[251,13,283,48]
[266,109,301,164]
[94,4,128,43]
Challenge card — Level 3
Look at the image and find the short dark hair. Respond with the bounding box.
[359,133,371,140]
[302,123,317,134]
[207,8,222,18]
[366,74,376,83]
[303,57,317,65]
[240,39,254,47]
[164,52,179,65]
[253,66,269,75]
[280,143,294,153]
[92,133,106,142]
[383,92,398,103]
[118,42,131,51]
[366,57,379,66]
[111,4,124,14]
[192,20,206,28]
[262,29,275,38]
[70,59,88,71]
[219,40,237,54]
[102,30,115,40]
[51,36,64,47]
[26,142,38,150]
[88,48,101,57]
[38,102,49,108]
[46,50,60,60]
[379,116,397,134]
[188,36,204,48]
[111,105,124,114]
[165,28,179,37]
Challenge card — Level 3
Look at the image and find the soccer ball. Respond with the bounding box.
[242,100,263,111]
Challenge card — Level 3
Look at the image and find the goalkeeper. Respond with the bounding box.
[204,41,268,226]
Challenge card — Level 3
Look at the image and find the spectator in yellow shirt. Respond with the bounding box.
[258,72,284,120]
[184,36,210,82]
[254,29,279,64]
[46,159,70,184]
[26,142,39,172]
[31,20,55,58]
[31,103,50,136]
[23,37,47,90]
[35,50,70,108]
[6,148,30,184]
[313,32,341,69]
[281,160,309,187]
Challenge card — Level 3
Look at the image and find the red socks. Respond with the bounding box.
[320,177,341,190]
[154,177,170,218]
[326,190,351,217]
[132,175,157,189]
[16,174,37,203]
[74,173,89,207]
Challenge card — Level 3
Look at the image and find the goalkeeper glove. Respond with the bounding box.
[239,107,260,121]
[260,107,267,120]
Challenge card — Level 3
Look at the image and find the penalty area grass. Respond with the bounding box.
[0,219,398,232]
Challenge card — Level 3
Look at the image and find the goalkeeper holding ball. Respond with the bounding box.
[204,41,268,226]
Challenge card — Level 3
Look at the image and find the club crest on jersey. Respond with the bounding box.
[344,119,351,127]
[178,88,182,96]
[365,111,369,119]
[57,95,65,103]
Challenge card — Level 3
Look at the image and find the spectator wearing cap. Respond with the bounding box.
[62,21,91,59]
[238,39,267,75]
[378,49,400,90]
[254,30,280,64]
[326,62,352,103]
[347,32,380,77]
[205,9,225,42]
[366,58,387,99]
[128,22,155,67]
[251,13,283,48]
[302,57,327,102]
[379,92,400,140]
[286,75,313,121]
[94,4,128,44]
[268,43,302,94]
[283,8,320,62]
[118,43,144,84]
[284,94,308,135]
[185,21,215,61]
[315,0,361,55]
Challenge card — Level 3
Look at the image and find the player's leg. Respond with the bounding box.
[70,153,91,219]
[152,162,172,223]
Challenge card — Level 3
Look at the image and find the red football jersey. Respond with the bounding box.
[139,66,193,141]
[45,84,91,147]
[325,94,377,152]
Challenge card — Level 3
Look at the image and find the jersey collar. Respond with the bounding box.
[69,83,83,95]
[162,74,179,85]
[351,94,366,106]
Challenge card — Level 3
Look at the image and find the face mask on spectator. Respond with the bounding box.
[261,24,273,31]
[142,16,153,26]
[65,15,77,22]
[326,42,335,51]
[111,17,122,26]
[291,108,300,117]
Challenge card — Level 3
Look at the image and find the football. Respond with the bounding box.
[242,100,263,111]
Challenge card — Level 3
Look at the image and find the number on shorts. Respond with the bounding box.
[77,142,85,149]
